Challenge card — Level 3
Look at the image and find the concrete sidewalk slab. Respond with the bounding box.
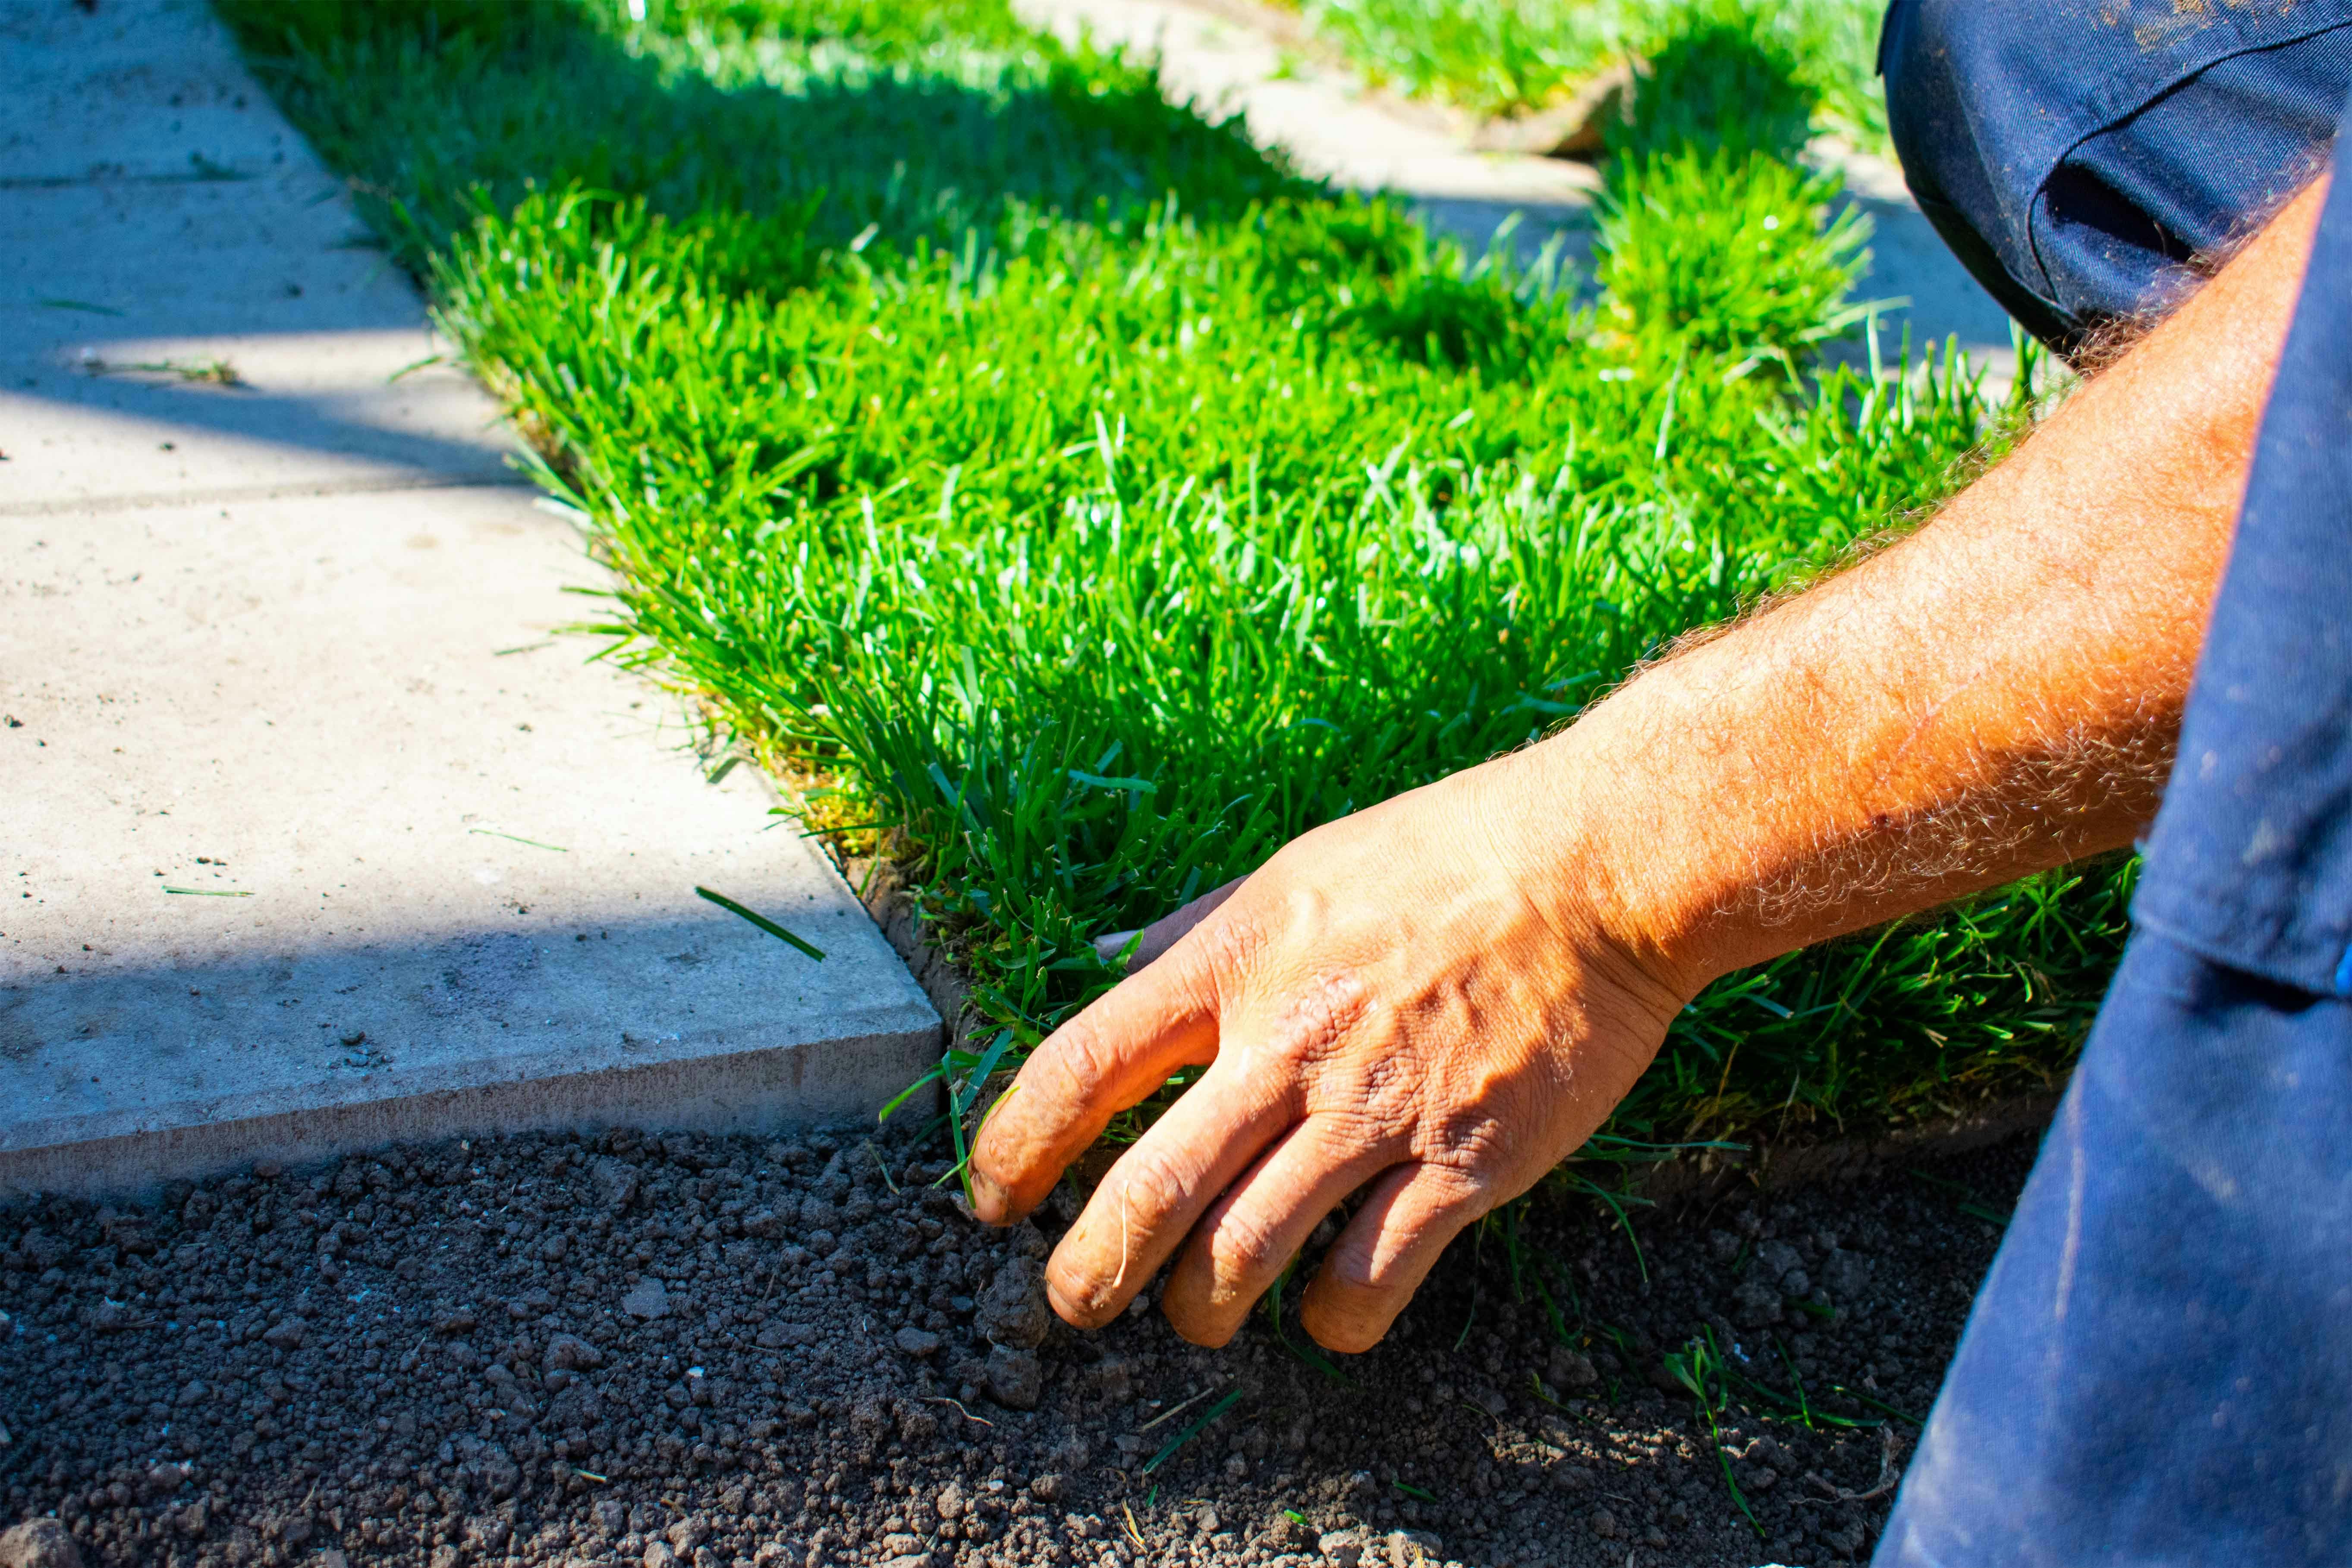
[1,482,940,1200]
[2,82,516,507]
[0,175,409,343]
[3,0,293,184]
[1,0,940,1198]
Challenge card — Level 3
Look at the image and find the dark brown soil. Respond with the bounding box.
[0,1124,2037,1568]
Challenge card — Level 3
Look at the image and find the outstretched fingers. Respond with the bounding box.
[1043,1062,1297,1329]
[1160,1115,1401,1348]
[969,944,1223,1225]
[1300,1161,1499,1354]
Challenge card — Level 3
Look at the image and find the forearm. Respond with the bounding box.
[1504,178,2326,997]
[967,174,2331,1357]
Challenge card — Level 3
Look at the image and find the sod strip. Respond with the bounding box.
[224,0,2117,1155]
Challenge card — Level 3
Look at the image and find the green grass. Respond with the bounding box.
[220,0,2119,1160]
[1279,0,1890,149]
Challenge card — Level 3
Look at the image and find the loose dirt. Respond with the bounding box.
[0,1124,2036,1568]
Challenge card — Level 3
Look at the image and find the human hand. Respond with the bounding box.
[964,173,2334,1353]
[967,749,1689,1352]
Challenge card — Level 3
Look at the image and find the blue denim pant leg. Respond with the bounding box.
[1874,934,2352,1565]
[1880,0,2352,354]
[1877,67,2352,1559]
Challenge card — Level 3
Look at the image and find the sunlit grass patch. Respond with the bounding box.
[222,0,2113,1157]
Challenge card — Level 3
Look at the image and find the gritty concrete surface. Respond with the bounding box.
[0,320,519,513]
[1,0,515,509]
[0,0,940,1198]
[1016,0,2022,392]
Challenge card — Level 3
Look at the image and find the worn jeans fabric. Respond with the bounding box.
[1874,934,2352,1565]
[1873,83,2352,1568]
[1880,0,2352,355]
[2131,118,2352,997]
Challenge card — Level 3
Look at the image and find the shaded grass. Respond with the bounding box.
[220,0,2120,1159]
[223,0,1303,270]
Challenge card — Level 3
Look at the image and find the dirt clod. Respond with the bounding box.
[984,1343,1044,1410]
[0,1519,81,1568]
[973,1255,1051,1350]
[1321,1526,1367,1567]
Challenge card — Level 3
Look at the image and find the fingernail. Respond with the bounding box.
[1045,1276,1113,1331]
[969,1168,1010,1224]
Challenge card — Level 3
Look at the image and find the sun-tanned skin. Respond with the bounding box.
[967,177,2330,1356]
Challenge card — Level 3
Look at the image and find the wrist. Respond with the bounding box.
[1475,663,1764,1009]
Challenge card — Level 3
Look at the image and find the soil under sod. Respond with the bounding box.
[0,1124,2035,1568]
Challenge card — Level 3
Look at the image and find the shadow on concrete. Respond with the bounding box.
[1409,195,1595,272]
[1833,192,2020,377]
[1,334,522,509]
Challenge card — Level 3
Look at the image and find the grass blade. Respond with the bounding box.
[1140,1388,1242,1475]
[694,885,826,960]
[468,828,567,851]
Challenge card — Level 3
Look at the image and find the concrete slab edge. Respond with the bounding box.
[0,1019,940,1203]
[850,856,984,1059]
